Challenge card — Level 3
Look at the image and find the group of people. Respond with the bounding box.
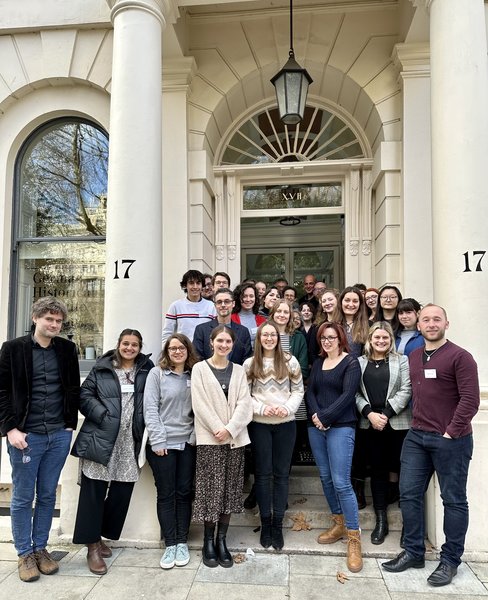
[0,269,480,587]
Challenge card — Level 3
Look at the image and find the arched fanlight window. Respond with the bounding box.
[220,105,365,165]
[11,118,108,359]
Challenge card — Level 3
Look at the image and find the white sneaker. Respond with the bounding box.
[175,543,190,567]
[160,545,176,570]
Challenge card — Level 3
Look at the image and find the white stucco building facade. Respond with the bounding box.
[0,0,487,558]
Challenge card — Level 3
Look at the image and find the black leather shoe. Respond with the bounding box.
[382,550,425,572]
[427,562,457,587]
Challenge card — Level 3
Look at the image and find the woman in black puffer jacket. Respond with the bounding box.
[71,329,153,575]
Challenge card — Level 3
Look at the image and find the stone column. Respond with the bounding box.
[418,0,488,557]
[103,0,164,358]
[428,0,488,388]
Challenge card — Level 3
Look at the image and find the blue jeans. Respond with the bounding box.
[146,443,196,546]
[248,420,296,520]
[8,429,73,556]
[308,425,359,530]
[400,428,473,567]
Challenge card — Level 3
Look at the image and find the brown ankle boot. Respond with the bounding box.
[346,529,363,573]
[87,542,107,575]
[317,514,346,544]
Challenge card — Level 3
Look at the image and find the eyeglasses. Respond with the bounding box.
[261,332,278,338]
[320,336,338,343]
[168,346,187,353]
[215,300,232,306]
[365,295,378,303]
[381,295,398,301]
[22,447,31,464]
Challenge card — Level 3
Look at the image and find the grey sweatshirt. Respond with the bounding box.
[143,366,195,451]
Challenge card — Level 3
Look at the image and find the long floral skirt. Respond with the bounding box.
[193,444,245,523]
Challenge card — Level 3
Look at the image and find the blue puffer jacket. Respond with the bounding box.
[71,350,153,466]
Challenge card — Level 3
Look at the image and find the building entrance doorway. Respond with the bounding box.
[241,214,345,294]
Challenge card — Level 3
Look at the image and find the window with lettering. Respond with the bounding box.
[243,183,342,211]
[11,118,108,358]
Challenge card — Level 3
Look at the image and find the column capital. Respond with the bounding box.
[392,43,430,79]
[163,57,197,93]
[107,0,178,27]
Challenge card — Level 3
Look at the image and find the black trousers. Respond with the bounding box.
[72,473,135,544]
[357,424,407,510]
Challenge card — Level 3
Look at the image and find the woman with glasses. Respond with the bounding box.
[143,334,198,569]
[71,329,154,575]
[306,321,362,573]
[191,325,253,569]
[356,322,411,545]
[375,285,403,335]
[365,288,379,321]
[244,322,304,550]
[231,283,266,348]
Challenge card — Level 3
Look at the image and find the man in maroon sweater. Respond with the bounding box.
[382,304,479,587]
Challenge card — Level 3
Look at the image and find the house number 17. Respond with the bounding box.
[114,259,136,279]
[462,251,486,272]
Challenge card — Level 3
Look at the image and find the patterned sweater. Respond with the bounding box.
[243,355,304,425]
[162,297,217,343]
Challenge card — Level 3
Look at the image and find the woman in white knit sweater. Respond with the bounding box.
[243,322,304,550]
[191,325,253,569]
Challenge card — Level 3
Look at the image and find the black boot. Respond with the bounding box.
[353,478,366,510]
[271,516,284,551]
[243,484,257,510]
[202,524,218,568]
[371,510,389,545]
[260,517,272,548]
[216,522,233,568]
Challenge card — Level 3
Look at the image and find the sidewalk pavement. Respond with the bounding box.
[1,542,487,600]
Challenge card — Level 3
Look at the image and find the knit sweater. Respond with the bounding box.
[243,355,304,425]
[409,340,479,438]
[306,354,361,427]
[143,366,195,452]
[191,360,253,448]
[162,297,217,343]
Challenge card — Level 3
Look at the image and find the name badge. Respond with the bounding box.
[424,369,437,379]
[251,327,257,336]
[121,384,134,393]
[187,380,191,388]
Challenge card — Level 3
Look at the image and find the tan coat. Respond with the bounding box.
[191,360,253,449]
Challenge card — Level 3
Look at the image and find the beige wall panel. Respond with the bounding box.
[328,10,398,74]
[374,224,399,258]
[239,18,279,68]
[9,33,42,85]
[0,0,110,30]
[188,130,206,152]
[379,121,400,144]
[337,74,361,116]
[353,88,375,133]
[225,81,250,122]
[374,254,401,285]
[364,64,400,105]
[348,36,399,89]
[205,23,258,79]
[0,36,28,93]
[86,29,113,90]
[364,109,384,148]
[204,118,222,158]
[241,69,268,109]
[306,13,343,64]
[375,194,400,227]
[40,30,77,78]
[70,29,109,80]
[317,66,344,105]
[191,48,239,93]
[189,75,224,113]
[375,93,401,125]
